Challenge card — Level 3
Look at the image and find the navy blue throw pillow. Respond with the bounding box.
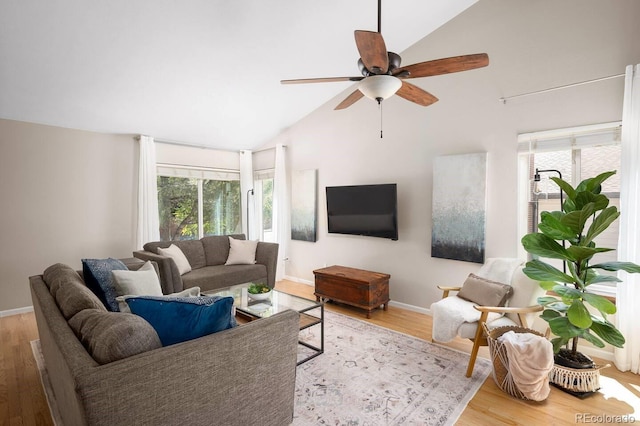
[126,295,237,346]
[82,258,128,312]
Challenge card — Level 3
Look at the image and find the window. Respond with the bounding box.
[253,169,275,242]
[157,165,241,240]
[517,122,622,296]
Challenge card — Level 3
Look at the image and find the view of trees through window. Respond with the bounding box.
[157,176,241,241]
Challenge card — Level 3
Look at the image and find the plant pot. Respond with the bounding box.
[553,348,596,370]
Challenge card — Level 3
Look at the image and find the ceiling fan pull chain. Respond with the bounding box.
[380,101,383,138]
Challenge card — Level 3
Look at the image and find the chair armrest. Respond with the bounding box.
[133,250,183,294]
[474,304,544,329]
[437,286,461,298]
[255,242,279,288]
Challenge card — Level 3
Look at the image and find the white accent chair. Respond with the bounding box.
[431,258,546,377]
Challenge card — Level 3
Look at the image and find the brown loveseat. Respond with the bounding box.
[133,234,278,294]
[29,259,299,426]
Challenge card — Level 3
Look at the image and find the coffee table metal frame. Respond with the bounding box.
[205,284,324,365]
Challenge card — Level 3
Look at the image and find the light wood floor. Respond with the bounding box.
[2,280,639,425]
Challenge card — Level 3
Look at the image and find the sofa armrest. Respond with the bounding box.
[133,250,183,294]
[76,310,300,426]
[255,242,279,288]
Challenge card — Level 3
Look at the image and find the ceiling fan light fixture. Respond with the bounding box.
[358,75,402,102]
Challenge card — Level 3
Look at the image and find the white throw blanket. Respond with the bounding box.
[477,258,523,284]
[430,296,501,342]
[498,331,554,401]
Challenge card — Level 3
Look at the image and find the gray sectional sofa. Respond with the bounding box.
[133,234,278,294]
[30,259,299,426]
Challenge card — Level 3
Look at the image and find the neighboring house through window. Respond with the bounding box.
[517,122,622,297]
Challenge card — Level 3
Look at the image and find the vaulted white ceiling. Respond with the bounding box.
[0,0,476,150]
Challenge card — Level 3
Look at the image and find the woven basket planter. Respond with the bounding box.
[484,325,547,400]
[549,362,610,397]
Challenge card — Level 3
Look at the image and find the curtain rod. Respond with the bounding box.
[499,73,625,104]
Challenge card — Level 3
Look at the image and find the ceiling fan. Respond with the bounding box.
[281,0,489,110]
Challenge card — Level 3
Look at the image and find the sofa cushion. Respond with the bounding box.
[181,264,267,292]
[457,273,514,307]
[225,237,258,265]
[126,295,237,346]
[82,258,128,312]
[157,244,192,275]
[43,263,107,319]
[143,240,206,270]
[202,234,246,266]
[69,309,162,364]
[116,286,201,313]
[112,261,163,297]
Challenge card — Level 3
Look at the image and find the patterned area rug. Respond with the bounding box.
[294,310,491,425]
[31,310,491,426]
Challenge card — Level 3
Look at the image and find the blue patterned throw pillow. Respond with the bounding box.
[82,258,128,312]
[125,295,237,346]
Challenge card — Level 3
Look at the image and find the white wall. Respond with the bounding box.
[263,0,640,314]
[0,119,139,311]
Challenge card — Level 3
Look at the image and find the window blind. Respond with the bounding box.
[517,122,622,153]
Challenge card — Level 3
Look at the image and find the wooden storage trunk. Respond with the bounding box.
[313,265,390,318]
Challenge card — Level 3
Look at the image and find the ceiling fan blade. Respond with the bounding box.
[281,76,364,84]
[393,53,489,79]
[334,89,364,110]
[396,81,438,107]
[354,30,389,74]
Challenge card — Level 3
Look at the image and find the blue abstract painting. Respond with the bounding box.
[431,152,487,263]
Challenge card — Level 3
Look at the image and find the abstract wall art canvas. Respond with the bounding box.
[431,152,487,263]
[291,169,317,242]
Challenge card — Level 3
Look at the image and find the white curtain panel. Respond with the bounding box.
[239,150,255,239]
[272,144,289,281]
[615,64,640,374]
[136,135,160,249]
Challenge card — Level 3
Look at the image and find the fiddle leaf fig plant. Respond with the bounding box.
[521,171,640,356]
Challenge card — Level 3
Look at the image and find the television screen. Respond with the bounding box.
[326,184,398,240]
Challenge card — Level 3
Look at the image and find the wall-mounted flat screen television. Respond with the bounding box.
[326,183,398,240]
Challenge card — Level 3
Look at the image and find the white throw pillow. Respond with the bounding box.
[116,286,201,313]
[112,261,163,298]
[225,237,258,265]
[157,244,192,275]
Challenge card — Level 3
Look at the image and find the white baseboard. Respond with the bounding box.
[282,275,314,286]
[578,346,614,362]
[388,300,431,316]
[0,305,34,317]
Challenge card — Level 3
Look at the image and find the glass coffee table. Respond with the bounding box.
[205,283,324,365]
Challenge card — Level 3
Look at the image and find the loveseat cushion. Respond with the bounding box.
[69,309,162,364]
[201,234,246,266]
[143,240,206,270]
[126,295,236,346]
[43,263,107,319]
[181,264,267,292]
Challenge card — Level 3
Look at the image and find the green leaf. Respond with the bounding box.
[586,274,621,284]
[573,191,610,212]
[590,319,625,348]
[561,202,595,235]
[523,260,574,283]
[540,309,561,321]
[577,171,617,193]
[582,293,616,315]
[563,198,577,213]
[550,337,570,353]
[537,296,562,306]
[548,316,582,338]
[567,301,592,328]
[552,285,582,300]
[538,280,558,291]
[590,262,640,273]
[583,206,620,246]
[538,211,576,240]
[521,233,573,261]
[550,177,576,200]
[566,246,614,264]
[579,330,606,348]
